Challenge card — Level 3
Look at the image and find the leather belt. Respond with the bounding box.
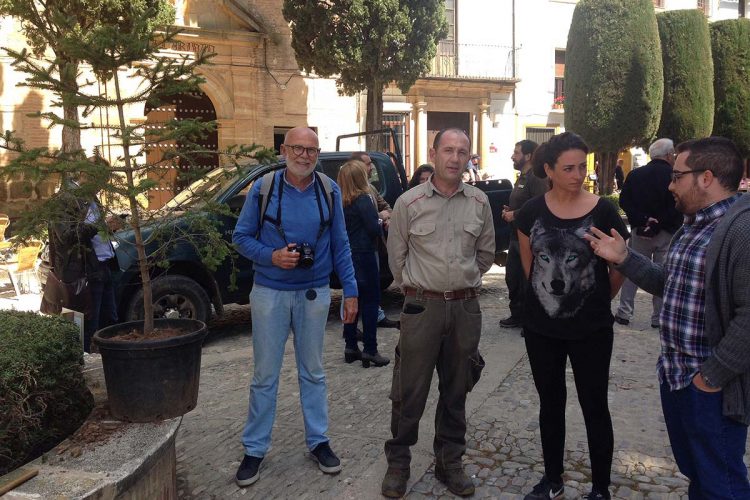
[404,286,478,301]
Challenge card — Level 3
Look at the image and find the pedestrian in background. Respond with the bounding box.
[614,159,625,192]
[516,132,628,500]
[586,137,750,499]
[408,164,434,189]
[337,160,390,368]
[499,139,548,329]
[232,127,358,486]
[614,138,682,328]
[382,128,495,497]
[350,151,400,330]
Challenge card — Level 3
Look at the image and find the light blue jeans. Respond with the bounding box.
[242,284,332,457]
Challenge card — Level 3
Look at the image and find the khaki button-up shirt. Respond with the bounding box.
[388,180,495,292]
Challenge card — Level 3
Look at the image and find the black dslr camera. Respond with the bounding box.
[289,243,315,269]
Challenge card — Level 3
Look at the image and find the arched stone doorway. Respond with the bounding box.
[144,91,218,209]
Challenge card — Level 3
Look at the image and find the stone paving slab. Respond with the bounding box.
[175,268,750,499]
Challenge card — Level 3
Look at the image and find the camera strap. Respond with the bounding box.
[267,171,332,248]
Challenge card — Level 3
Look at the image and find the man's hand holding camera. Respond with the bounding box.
[272,244,301,269]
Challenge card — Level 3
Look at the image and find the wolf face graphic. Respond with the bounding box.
[529,216,596,318]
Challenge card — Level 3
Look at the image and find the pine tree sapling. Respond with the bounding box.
[0,1,270,335]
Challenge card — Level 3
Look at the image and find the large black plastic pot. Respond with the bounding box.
[92,318,207,422]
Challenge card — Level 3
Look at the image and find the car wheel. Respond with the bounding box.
[125,275,211,323]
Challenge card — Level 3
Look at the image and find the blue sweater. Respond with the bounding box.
[233,170,358,297]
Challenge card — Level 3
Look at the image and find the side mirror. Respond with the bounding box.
[227,195,246,213]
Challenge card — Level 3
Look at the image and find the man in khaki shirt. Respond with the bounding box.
[382,128,495,498]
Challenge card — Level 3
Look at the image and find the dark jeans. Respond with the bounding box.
[343,252,380,354]
[524,327,614,492]
[660,381,750,499]
[84,265,117,352]
[505,239,525,319]
[385,295,482,470]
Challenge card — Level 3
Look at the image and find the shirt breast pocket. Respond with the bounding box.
[409,222,438,250]
[462,222,483,253]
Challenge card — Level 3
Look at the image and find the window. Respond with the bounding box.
[554,50,565,108]
[526,127,555,144]
[653,0,664,7]
[697,0,709,15]
[444,0,456,42]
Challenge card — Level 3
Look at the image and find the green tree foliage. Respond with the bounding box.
[565,0,663,194]
[655,10,713,144]
[0,0,171,155]
[711,18,750,158]
[282,0,447,148]
[0,1,271,334]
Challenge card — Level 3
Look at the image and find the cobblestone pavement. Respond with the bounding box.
[175,267,749,499]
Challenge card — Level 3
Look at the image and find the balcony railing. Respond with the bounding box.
[426,41,517,80]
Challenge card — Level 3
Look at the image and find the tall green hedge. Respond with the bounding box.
[711,18,750,158]
[656,10,714,143]
[566,0,664,153]
[0,311,93,475]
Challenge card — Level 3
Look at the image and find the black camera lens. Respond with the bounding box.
[298,243,314,269]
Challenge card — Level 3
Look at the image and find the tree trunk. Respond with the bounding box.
[365,83,384,152]
[598,151,617,196]
[58,60,82,156]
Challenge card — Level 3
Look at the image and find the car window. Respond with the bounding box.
[163,167,243,210]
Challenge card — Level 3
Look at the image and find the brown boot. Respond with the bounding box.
[381,467,410,498]
[435,466,475,496]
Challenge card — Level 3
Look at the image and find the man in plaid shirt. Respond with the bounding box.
[584,137,750,498]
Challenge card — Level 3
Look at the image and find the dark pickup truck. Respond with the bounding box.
[110,148,513,323]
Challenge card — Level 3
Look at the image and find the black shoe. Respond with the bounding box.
[614,316,630,325]
[235,454,263,487]
[435,466,475,496]
[344,347,362,363]
[310,442,342,474]
[651,321,659,328]
[362,351,390,368]
[584,489,611,500]
[524,475,564,500]
[377,317,401,329]
[381,467,410,497]
[499,316,521,328]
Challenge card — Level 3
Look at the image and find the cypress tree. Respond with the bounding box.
[655,9,713,144]
[565,0,663,194]
[711,18,750,158]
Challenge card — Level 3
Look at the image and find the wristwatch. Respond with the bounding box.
[700,372,719,389]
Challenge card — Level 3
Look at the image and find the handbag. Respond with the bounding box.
[40,270,90,316]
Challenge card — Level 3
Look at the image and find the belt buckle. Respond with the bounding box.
[443,290,455,300]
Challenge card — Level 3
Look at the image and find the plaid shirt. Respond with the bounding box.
[658,194,742,390]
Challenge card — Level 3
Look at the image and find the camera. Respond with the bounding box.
[289,243,315,269]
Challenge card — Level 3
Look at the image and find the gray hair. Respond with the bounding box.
[649,138,675,159]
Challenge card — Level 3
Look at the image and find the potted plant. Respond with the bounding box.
[0,1,270,422]
[553,95,565,109]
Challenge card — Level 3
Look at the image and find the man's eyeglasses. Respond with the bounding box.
[671,168,709,183]
[284,144,321,157]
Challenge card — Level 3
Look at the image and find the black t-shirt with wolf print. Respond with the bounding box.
[516,195,629,339]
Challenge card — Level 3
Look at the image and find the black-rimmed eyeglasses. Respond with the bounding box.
[671,168,709,182]
[284,144,321,157]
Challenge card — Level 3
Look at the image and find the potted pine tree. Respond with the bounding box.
[0,1,269,422]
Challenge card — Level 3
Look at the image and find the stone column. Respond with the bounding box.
[470,111,479,155]
[414,100,428,167]
[478,101,491,171]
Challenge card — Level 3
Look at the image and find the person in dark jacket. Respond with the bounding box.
[586,136,750,499]
[614,159,625,191]
[338,160,390,368]
[614,138,682,328]
[49,170,119,352]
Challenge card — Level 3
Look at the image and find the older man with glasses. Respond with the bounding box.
[232,126,358,486]
[585,136,750,498]
[614,138,682,328]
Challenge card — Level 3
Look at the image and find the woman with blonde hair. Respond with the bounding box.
[337,160,390,368]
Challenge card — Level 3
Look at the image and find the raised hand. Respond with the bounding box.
[583,226,628,265]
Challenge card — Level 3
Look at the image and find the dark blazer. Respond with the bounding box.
[343,193,380,253]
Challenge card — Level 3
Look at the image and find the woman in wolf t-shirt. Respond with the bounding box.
[515,132,629,500]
